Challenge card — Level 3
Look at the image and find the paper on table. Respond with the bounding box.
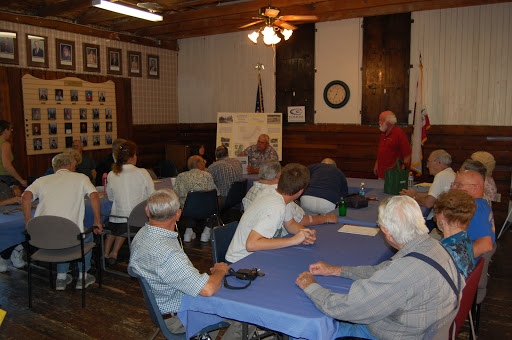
[415,182,432,187]
[338,224,380,236]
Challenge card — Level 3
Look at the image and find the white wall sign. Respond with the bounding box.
[287,106,305,123]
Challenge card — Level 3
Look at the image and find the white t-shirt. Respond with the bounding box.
[225,187,286,263]
[26,169,97,231]
[426,167,456,219]
[107,164,155,223]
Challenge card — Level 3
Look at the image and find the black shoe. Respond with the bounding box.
[106,257,117,265]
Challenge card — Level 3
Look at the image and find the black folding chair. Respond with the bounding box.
[159,160,178,178]
[211,221,238,264]
[182,189,223,232]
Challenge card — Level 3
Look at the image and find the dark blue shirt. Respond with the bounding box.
[303,163,348,204]
[441,230,475,278]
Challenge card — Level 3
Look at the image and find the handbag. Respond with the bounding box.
[384,159,409,195]
[344,193,368,209]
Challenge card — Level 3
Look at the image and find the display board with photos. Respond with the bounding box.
[216,112,282,161]
[22,74,117,155]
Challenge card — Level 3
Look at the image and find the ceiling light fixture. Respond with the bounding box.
[248,25,291,46]
[92,0,163,22]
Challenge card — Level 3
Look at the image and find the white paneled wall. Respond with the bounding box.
[178,31,275,123]
[410,3,512,126]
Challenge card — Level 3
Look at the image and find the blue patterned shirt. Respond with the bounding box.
[242,144,278,168]
[129,223,209,314]
[207,157,243,197]
[440,230,475,278]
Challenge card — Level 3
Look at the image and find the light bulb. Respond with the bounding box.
[282,29,293,40]
[248,31,259,44]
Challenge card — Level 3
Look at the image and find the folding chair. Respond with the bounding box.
[449,257,485,339]
[159,159,179,178]
[474,243,497,334]
[127,266,229,340]
[220,179,247,224]
[211,221,238,264]
[181,189,223,234]
[26,215,102,308]
[100,200,148,277]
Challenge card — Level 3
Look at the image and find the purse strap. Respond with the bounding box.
[223,269,253,290]
[393,158,405,170]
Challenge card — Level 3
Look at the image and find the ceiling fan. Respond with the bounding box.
[241,2,318,45]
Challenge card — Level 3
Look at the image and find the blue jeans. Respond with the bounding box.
[57,233,93,274]
[335,321,379,339]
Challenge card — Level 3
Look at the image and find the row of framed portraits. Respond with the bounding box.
[32,135,115,151]
[0,31,159,78]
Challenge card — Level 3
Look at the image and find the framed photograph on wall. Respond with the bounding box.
[147,54,159,79]
[107,47,122,75]
[128,51,142,77]
[0,31,18,65]
[55,38,75,71]
[83,43,100,72]
[26,34,48,68]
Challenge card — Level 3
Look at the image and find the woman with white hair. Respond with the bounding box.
[471,151,497,205]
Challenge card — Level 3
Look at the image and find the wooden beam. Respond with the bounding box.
[75,7,128,25]
[37,0,91,17]
[0,11,178,50]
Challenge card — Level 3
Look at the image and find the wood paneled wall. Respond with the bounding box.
[133,123,511,227]
[0,66,133,178]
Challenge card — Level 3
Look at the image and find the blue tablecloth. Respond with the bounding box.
[0,195,113,252]
[178,223,395,339]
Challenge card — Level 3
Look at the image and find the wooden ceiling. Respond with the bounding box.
[0,0,510,50]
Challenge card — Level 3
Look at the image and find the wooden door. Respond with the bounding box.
[362,13,411,125]
[276,23,315,124]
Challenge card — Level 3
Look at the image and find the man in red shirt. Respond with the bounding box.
[373,111,411,179]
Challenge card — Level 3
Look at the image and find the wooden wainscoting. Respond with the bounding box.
[133,123,511,227]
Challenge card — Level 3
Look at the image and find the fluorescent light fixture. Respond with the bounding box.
[92,0,163,22]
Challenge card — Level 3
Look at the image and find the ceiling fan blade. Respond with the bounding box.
[265,7,280,18]
[280,15,319,22]
[274,20,298,31]
[240,20,264,29]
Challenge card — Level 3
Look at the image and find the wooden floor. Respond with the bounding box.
[1,227,512,339]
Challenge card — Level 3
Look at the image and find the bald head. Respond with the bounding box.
[451,170,484,199]
[379,111,397,133]
[188,155,206,170]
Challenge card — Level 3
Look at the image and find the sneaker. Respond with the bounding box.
[56,274,73,291]
[76,274,96,290]
[10,244,26,268]
[0,257,7,273]
[200,227,211,243]
[198,333,212,340]
[183,228,196,242]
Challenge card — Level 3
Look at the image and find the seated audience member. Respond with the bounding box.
[225,163,316,263]
[0,182,24,272]
[71,140,96,183]
[471,151,497,205]
[183,144,213,171]
[129,189,242,339]
[460,159,487,180]
[104,141,155,264]
[206,145,243,208]
[451,170,495,258]
[400,149,455,230]
[300,158,348,215]
[239,134,278,174]
[243,160,337,227]
[174,155,219,242]
[434,189,476,278]
[95,138,125,186]
[296,195,463,339]
[22,152,103,290]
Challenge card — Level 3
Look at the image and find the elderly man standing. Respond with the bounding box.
[373,111,411,178]
[129,190,242,339]
[22,152,103,290]
[240,134,278,174]
[72,139,96,183]
[296,195,463,339]
[206,145,242,209]
[174,155,219,242]
[401,149,456,230]
[451,170,495,258]
[300,158,348,215]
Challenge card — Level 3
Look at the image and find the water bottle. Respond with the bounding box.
[359,182,366,197]
[102,173,108,194]
[338,200,347,216]
[408,172,414,190]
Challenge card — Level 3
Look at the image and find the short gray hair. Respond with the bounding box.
[377,196,428,244]
[259,134,270,143]
[321,158,337,166]
[52,153,75,170]
[430,149,452,166]
[386,113,397,125]
[63,148,82,165]
[461,159,486,180]
[471,151,495,176]
[259,160,281,181]
[147,189,180,222]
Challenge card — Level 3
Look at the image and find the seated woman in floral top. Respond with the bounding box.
[434,189,476,278]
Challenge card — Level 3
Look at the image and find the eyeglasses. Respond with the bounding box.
[451,182,477,188]
[426,159,437,164]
